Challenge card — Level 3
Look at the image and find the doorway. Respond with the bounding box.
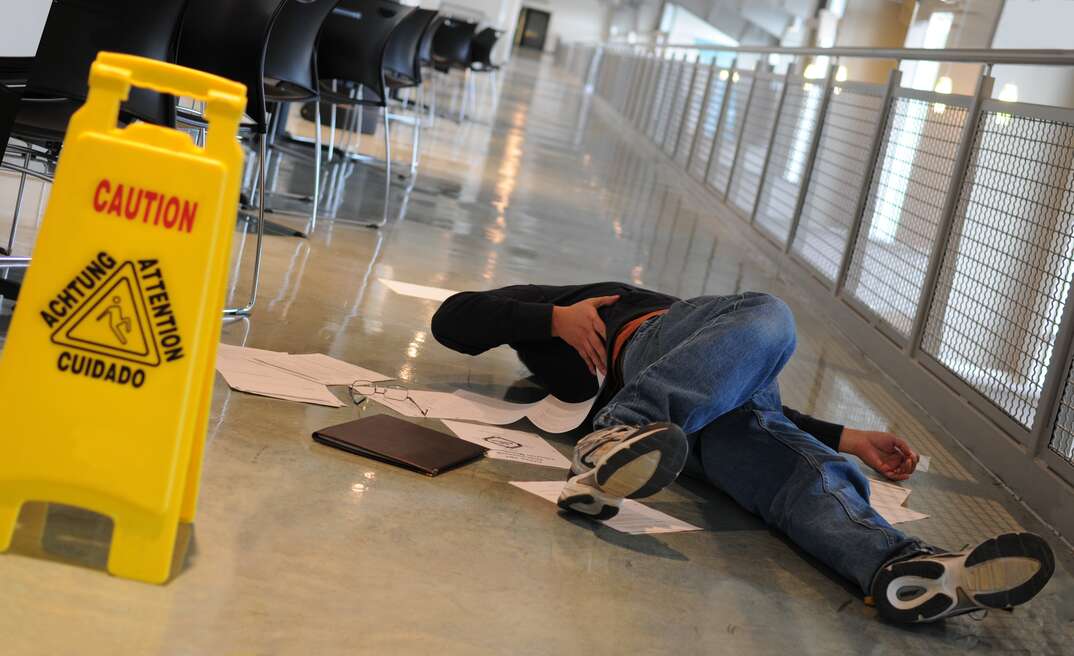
[515,7,551,52]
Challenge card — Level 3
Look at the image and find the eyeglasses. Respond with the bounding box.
[350,380,429,417]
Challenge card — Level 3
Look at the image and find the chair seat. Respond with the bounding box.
[0,57,33,84]
[318,81,384,108]
[11,96,83,145]
[265,79,318,104]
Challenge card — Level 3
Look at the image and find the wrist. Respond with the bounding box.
[839,427,858,455]
[550,306,563,337]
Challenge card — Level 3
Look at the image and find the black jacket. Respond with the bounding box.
[432,282,844,450]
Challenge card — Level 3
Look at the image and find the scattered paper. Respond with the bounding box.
[363,388,596,433]
[216,344,345,407]
[917,454,931,473]
[443,421,571,469]
[255,352,391,386]
[379,278,459,302]
[869,479,929,525]
[510,481,702,535]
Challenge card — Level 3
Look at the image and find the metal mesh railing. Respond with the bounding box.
[674,64,712,167]
[663,60,696,153]
[1052,363,1074,464]
[728,75,785,217]
[844,96,967,337]
[708,72,755,194]
[754,80,824,246]
[791,88,887,284]
[562,39,1074,544]
[688,72,729,181]
[921,112,1074,428]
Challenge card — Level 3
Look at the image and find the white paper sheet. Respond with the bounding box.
[443,421,571,469]
[510,481,702,535]
[379,278,460,302]
[917,454,931,473]
[869,479,929,525]
[216,344,345,407]
[362,387,594,433]
[255,352,391,386]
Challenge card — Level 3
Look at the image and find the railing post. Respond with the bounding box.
[583,46,604,96]
[1031,258,1074,456]
[749,64,796,224]
[671,54,702,159]
[685,60,719,172]
[639,49,665,134]
[652,52,679,141]
[703,58,739,186]
[660,54,690,150]
[905,69,994,355]
[724,59,767,199]
[625,52,646,124]
[784,61,843,253]
[833,68,904,293]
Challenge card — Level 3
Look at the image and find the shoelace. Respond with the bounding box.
[579,425,635,467]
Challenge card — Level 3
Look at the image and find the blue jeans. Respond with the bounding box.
[593,293,930,593]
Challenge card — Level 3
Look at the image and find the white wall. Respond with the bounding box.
[0,0,50,56]
[991,0,1074,107]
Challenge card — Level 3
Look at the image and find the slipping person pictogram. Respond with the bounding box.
[97,296,133,345]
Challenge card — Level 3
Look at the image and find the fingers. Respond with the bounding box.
[584,330,606,375]
[588,295,621,308]
[593,316,607,340]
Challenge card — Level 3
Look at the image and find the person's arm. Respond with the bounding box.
[431,286,557,356]
[782,406,844,452]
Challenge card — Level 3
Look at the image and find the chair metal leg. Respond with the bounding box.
[379,110,392,227]
[410,111,421,176]
[458,70,469,122]
[3,151,31,256]
[430,74,438,126]
[310,99,322,234]
[224,133,267,317]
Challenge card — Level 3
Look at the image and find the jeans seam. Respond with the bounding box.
[753,410,896,549]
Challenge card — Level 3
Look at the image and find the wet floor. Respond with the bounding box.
[1,53,1072,655]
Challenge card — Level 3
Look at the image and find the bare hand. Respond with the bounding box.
[551,295,620,376]
[841,428,919,481]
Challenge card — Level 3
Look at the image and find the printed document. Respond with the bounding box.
[216,344,344,407]
[510,481,702,535]
[443,421,571,469]
[255,352,391,386]
[869,479,929,525]
[379,278,460,302]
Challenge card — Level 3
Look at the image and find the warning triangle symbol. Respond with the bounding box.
[51,261,162,367]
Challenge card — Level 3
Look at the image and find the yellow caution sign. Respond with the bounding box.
[0,53,246,583]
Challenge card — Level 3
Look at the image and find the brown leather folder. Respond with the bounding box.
[312,414,486,476]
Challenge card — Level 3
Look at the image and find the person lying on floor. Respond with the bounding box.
[431,282,1055,624]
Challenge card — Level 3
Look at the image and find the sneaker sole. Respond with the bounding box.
[593,422,687,500]
[556,488,622,520]
[875,532,1054,623]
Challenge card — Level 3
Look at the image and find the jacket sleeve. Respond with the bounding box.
[431,285,557,355]
[782,406,844,453]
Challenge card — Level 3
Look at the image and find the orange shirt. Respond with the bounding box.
[610,309,669,368]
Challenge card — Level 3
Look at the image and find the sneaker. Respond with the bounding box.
[556,422,688,520]
[873,532,1055,623]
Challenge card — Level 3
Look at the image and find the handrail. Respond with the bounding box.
[595,43,1074,67]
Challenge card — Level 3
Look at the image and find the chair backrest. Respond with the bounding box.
[431,18,477,70]
[417,14,447,67]
[26,0,190,127]
[469,27,500,68]
[383,8,438,87]
[178,0,288,130]
[317,0,414,105]
[264,0,342,100]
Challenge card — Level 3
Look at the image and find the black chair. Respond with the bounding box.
[177,0,289,316]
[465,27,503,119]
[430,18,477,121]
[317,0,415,225]
[416,14,447,123]
[381,7,438,175]
[0,0,189,270]
[259,0,343,233]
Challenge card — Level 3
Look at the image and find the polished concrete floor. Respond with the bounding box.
[1,54,1073,655]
